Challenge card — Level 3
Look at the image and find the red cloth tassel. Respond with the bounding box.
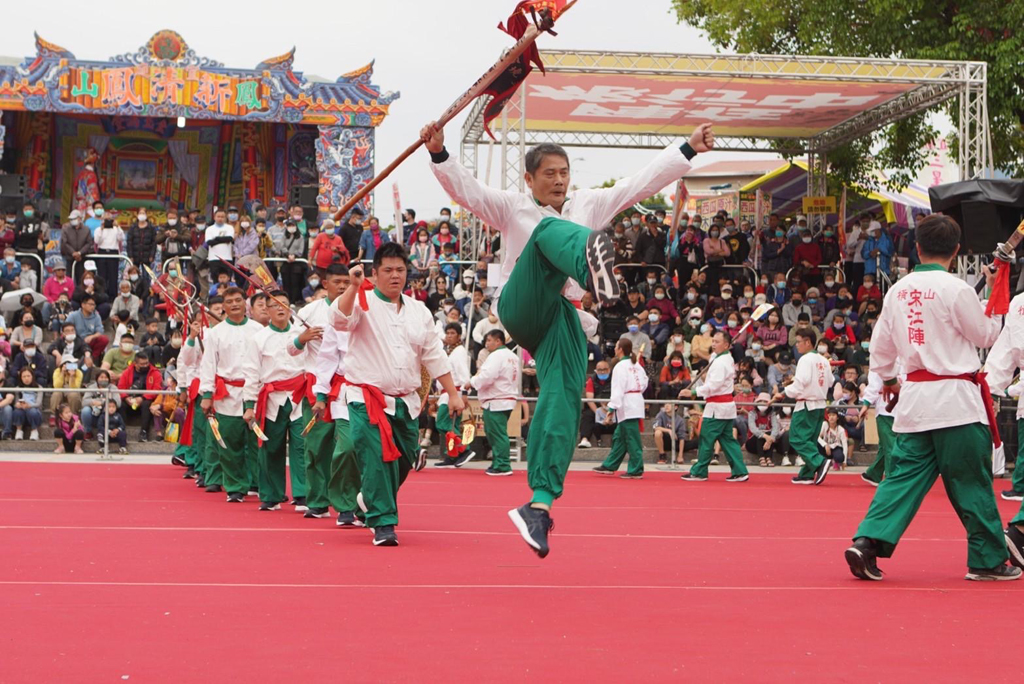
[180,378,201,446]
[357,279,375,311]
[985,260,1012,317]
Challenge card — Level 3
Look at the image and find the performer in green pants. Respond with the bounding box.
[327,417,360,520]
[470,329,520,476]
[847,214,1019,581]
[594,339,649,479]
[424,119,714,558]
[773,330,831,485]
[681,331,749,483]
[860,369,901,486]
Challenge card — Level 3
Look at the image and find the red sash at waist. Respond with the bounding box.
[706,394,734,403]
[345,380,401,462]
[181,378,201,447]
[323,373,347,422]
[905,370,1000,447]
[255,374,306,441]
[213,376,245,401]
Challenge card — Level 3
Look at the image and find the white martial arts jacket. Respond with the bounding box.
[785,351,831,412]
[607,357,648,422]
[329,289,451,420]
[312,322,350,421]
[984,291,1024,419]
[470,346,520,412]
[176,336,202,392]
[870,264,1000,432]
[696,352,736,420]
[254,323,307,424]
[199,318,262,416]
[296,297,331,358]
[438,344,470,408]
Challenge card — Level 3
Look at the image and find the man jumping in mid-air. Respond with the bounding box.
[422,119,714,557]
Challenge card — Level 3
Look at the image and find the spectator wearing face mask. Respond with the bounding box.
[766,273,790,309]
[680,284,704,312]
[11,338,48,387]
[702,223,730,296]
[793,229,822,283]
[278,220,308,303]
[117,350,164,443]
[861,222,894,277]
[681,307,703,343]
[101,332,137,383]
[126,208,157,278]
[788,313,820,355]
[619,316,652,362]
[757,309,787,361]
[781,291,812,328]
[767,352,794,396]
[645,284,678,323]
[410,229,436,276]
[72,262,111,320]
[825,312,857,345]
[803,286,825,326]
[641,306,670,355]
[81,369,118,439]
[746,393,786,466]
[432,220,459,255]
[706,282,739,318]
[9,310,42,357]
[301,273,323,304]
[51,354,84,414]
[156,210,191,266]
[357,215,391,263]
[851,333,871,366]
[689,321,713,370]
[308,219,350,273]
[761,225,792,278]
[61,209,95,274]
[48,322,89,368]
[707,306,728,333]
[579,360,613,448]
[0,246,21,284]
[658,350,690,398]
[723,312,748,352]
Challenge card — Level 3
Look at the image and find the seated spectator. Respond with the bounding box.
[851,333,871,367]
[9,310,42,357]
[707,306,727,332]
[149,375,183,441]
[0,246,21,282]
[745,335,767,369]
[101,332,136,383]
[792,229,822,283]
[824,311,857,345]
[301,274,321,304]
[161,329,184,370]
[48,322,90,369]
[832,365,863,400]
[832,334,854,365]
[435,305,465,340]
[50,354,84,415]
[81,370,118,438]
[653,402,694,464]
[706,282,738,318]
[404,276,429,304]
[805,286,825,326]
[789,314,820,355]
[41,259,75,322]
[45,292,74,334]
[856,273,882,305]
[820,271,840,302]
[835,382,867,451]
[209,270,233,298]
[767,352,795,395]
[637,268,663,301]
[733,374,756,445]
[641,307,670,357]
[782,290,811,327]
[53,402,86,454]
[818,408,850,469]
[689,321,713,371]
[658,351,690,399]
[139,319,166,364]
[724,311,749,352]
[111,310,136,348]
[646,284,679,323]
[463,287,490,323]
[681,307,703,342]
[72,263,111,320]
[816,339,842,370]
[112,280,142,323]
[681,283,704,311]
[6,367,43,440]
[665,328,686,361]
[117,351,163,442]
[738,283,757,310]
[97,399,128,455]
[578,360,613,448]
[756,309,787,361]
[746,393,787,466]
[10,339,47,387]
[620,317,652,362]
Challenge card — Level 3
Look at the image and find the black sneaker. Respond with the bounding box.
[1005,525,1024,570]
[861,474,881,487]
[433,457,458,468]
[845,537,884,581]
[508,504,553,559]
[680,472,707,482]
[454,450,477,467]
[791,477,814,485]
[139,431,149,443]
[725,474,749,483]
[584,230,620,307]
[304,507,330,519]
[290,497,308,512]
[592,466,616,475]
[336,510,365,527]
[619,473,643,479]
[205,484,222,493]
[373,525,399,546]
[415,449,428,472]
[1001,490,1024,502]
[258,501,281,511]
[182,466,195,479]
[813,458,832,485]
[171,454,186,467]
[195,476,206,488]
[485,467,513,477]
[226,492,244,503]
[965,564,1022,581]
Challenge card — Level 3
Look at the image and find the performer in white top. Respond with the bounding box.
[681,330,749,482]
[773,329,832,485]
[329,242,461,547]
[593,338,649,479]
[199,287,262,502]
[175,309,205,482]
[469,329,521,476]
[421,118,715,559]
[204,208,235,282]
[847,213,1018,582]
[252,291,322,511]
[434,322,474,468]
[977,289,1024,569]
[859,365,905,486]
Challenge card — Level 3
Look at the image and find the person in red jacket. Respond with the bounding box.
[117,350,164,441]
[792,229,823,284]
[855,273,882,304]
[308,221,350,273]
[823,311,857,345]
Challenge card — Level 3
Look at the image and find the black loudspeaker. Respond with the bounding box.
[929,179,1024,254]
[0,174,26,198]
[290,185,318,207]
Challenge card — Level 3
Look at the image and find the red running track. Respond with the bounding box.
[0,462,1019,682]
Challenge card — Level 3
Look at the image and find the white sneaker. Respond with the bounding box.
[578,438,592,448]
[795,457,805,467]
[782,457,793,466]
[419,437,431,448]
[14,428,23,440]
[29,429,39,441]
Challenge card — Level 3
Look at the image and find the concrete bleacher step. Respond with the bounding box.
[0,425,178,455]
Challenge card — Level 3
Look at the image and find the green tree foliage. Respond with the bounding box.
[670,0,1024,186]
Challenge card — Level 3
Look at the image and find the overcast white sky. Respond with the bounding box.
[4,0,785,218]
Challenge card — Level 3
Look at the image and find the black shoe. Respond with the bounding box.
[182,466,195,479]
[415,448,428,472]
[584,230,621,307]
[619,473,643,479]
[290,497,308,512]
[725,474,749,483]
[433,457,458,468]
[258,501,281,511]
[337,510,366,528]
[592,466,616,475]
[304,507,330,519]
[1005,525,1024,570]
[845,538,884,581]
[680,472,707,482]
[1001,489,1024,502]
[171,454,186,467]
[861,473,881,487]
[205,484,222,493]
[226,492,244,503]
[485,467,513,476]
[508,504,553,559]
[813,458,832,485]
[454,450,477,467]
[791,477,814,485]
[965,564,1022,581]
[373,525,399,546]
[139,431,149,443]
[195,476,206,488]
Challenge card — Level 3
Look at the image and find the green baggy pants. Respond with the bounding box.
[484,408,512,473]
[600,418,644,476]
[214,413,249,496]
[350,400,419,528]
[245,429,259,493]
[863,414,894,484]
[302,399,336,510]
[1011,419,1024,526]
[257,399,307,504]
[854,422,1008,569]
[189,398,209,479]
[792,408,826,480]
[689,416,748,479]
[496,216,591,507]
[328,418,360,513]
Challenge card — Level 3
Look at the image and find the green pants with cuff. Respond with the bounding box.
[792,408,826,480]
[496,216,591,507]
[854,422,1008,569]
[257,399,307,504]
[863,414,894,484]
[1011,419,1024,525]
[189,398,209,479]
[302,399,336,510]
[484,408,512,472]
[350,400,419,528]
[245,429,259,493]
[600,418,644,476]
[214,413,248,495]
[689,416,748,478]
[328,417,361,513]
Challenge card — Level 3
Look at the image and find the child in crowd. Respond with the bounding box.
[53,402,85,454]
[818,408,849,469]
[150,375,184,441]
[97,399,128,454]
[19,260,37,292]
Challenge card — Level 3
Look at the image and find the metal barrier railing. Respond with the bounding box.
[784,264,846,288]
[699,263,759,287]
[13,252,45,293]
[72,253,135,284]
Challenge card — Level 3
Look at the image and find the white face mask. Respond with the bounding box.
[751,343,762,351]
[686,293,696,301]
[631,218,641,226]
[65,333,76,342]
[824,280,834,287]
[818,346,829,354]
[802,237,812,243]
[121,343,133,353]
[757,406,768,413]
[241,222,251,229]
[783,407,792,416]
[83,278,94,287]
[721,291,732,300]
[649,314,660,323]
[654,292,665,300]
[137,214,147,221]
[168,219,178,226]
